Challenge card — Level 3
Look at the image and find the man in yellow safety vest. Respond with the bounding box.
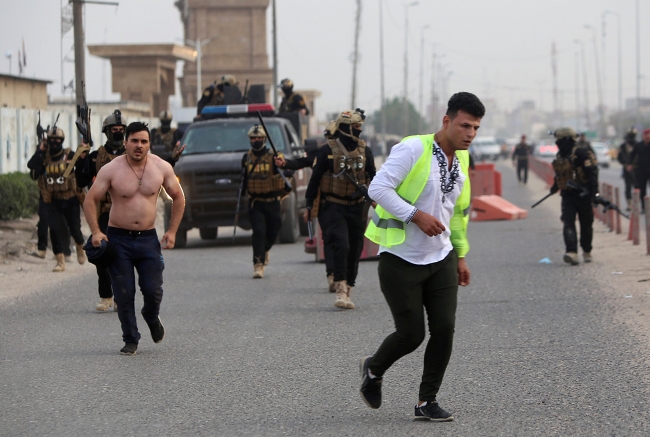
[359,92,484,422]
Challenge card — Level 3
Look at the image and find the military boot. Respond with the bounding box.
[334,281,349,308]
[75,243,86,265]
[583,252,592,263]
[53,253,66,272]
[253,263,265,279]
[35,250,46,258]
[327,274,335,293]
[563,252,579,266]
[96,297,114,311]
[264,251,270,266]
[345,284,356,309]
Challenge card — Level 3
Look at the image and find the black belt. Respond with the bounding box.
[107,226,157,237]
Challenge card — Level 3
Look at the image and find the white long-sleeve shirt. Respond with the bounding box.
[368,136,465,265]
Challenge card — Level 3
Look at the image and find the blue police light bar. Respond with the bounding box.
[201,103,275,118]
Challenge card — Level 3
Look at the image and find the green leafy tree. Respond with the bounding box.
[371,97,428,137]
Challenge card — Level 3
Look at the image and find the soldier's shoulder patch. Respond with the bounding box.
[203,90,211,96]
[584,159,593,167]
[327,155,334,159]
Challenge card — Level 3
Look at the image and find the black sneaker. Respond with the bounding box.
[414,401,454,422]
[120,342,138,355]
[359,356,382,409]
[148,317,165,344]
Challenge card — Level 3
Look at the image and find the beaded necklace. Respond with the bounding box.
[433,144,459,203]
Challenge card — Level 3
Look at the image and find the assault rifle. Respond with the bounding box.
[566,180,629,219]
[255,111,292,192]
[531,191,556,208]
[306,207,314,242]
[36,111,45,145]
[64,81,91,179]
[232,166,246,244]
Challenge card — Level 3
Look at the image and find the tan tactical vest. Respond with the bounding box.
[96,146,121,214]
[552,145,596,190]
[319,139,367,205]
[279,93,296,112]
[245,150,285,197]
[154,128,176,151]
[38,149,78,203]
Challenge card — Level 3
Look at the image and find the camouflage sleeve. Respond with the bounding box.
[575,148,599,196]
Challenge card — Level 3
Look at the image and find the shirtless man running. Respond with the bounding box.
[83,122,185,355]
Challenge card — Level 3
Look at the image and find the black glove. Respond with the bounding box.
[550,185,559,195]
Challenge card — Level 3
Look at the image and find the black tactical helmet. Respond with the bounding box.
[102,109,126,134]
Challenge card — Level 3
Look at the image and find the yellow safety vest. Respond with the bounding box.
[365,134,471,257]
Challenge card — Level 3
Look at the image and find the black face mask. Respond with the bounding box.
[107,130,125,153]
[161,122,171,134]
[556,138,575,156]
[251,140,265,151]
[282,87,292,97]
[352,128,362,139]
[47,139,63,156]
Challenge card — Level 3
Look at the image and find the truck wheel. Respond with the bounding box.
[175,229,187,248]
[279,193,300,244]
[199,228,218,240]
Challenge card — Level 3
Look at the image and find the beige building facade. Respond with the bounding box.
[0,74,51,109]
[176,0,274,106]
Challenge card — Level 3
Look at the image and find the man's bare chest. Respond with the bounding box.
[110,171,163,200]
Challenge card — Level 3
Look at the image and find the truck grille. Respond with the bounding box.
[190,170,241,199]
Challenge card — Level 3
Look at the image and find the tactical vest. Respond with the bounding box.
[319,139,367,205]
[552,145,596,190]
[37,149,78,203]
[245,150,285,198]
[279,93,297,112]
[364,134,471,257]
[153,128,176,151]
[96,145,122,214]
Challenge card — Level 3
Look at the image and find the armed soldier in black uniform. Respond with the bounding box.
[618,128,638,211]
[549,127,600,265]
[511,134,531,185]
[305,109,376,309]
[77,110,184,311]
[278,78,310,115]
[28,126,86,272]
[197,74,239,116]
[241,125,288,279]
[150,110,185,162]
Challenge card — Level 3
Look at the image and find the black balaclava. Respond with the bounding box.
[336,124,362,150]
[625,133,636,145]
[161,120,172,134]
[47,138,64,158]
[250,138,267,154]
[556,137,575,157]
[282,86,293,98]
[105,128,125,155]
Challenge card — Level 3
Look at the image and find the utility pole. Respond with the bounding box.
[418,25,429,133]
[379,0,386,155]
[605,10,623,112]
[350,0,362,109]
[585,25,605,137]
[575,50,581,132]
[402,2,418,137]
[182,38,214,103]
[71,0,118,106]
[575,40,591,130]
[552,42,558,124]
[430,50,437,132]
[272,0,278,109]
[636,0,641,126]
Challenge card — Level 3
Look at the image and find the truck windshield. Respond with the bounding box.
[181,121,285,155]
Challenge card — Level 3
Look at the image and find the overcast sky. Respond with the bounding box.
[0,0,647,119]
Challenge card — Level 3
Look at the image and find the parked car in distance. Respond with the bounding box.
[591,142,611,168]
[471,137,502,161]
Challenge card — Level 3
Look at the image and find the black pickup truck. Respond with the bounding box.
[164,111,311,248]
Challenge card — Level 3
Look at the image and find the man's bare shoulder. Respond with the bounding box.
[148,153,174,173]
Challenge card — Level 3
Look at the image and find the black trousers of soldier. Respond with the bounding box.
[517,160,528,184]
[318,201,365,286]
[38,194,70,253]
[46,198,84,255]
[249,199,282,265]
[317,213,335,276]
[624,170,635,203]
[561,194,594,254]
[635,171,650,212]
[97,212,113,298]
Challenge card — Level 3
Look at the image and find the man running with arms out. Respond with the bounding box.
[83,122,185,355]
[361,92,484,421]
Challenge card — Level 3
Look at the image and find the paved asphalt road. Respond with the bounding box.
[2,165,649,436]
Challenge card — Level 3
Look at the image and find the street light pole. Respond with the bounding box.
[605,10,622,112]
[183,37,214,103]
[575,39,591,130]
[418,25,429,134]
[585,25,605,137]
[402,1,418,137]
[575,50,581,132]
[272,0,278,109]
[636,0,641,126]
[379,0,387,155]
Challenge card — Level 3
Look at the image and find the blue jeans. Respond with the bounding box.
[107,227,165,344]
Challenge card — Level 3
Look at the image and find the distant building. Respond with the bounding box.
[0,74,51,109]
